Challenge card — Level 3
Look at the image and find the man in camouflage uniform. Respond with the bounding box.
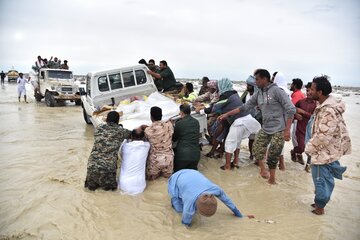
[219,69,296,184]
[142,106,174,180]
[85,111,131,191]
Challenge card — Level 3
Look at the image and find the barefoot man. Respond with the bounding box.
[218,69,296,184]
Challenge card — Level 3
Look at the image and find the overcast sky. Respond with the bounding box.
[1,0,359,86]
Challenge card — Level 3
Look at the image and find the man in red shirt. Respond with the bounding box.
[292,82,316,169]
[290,78,305,161]
[291,78,305,105]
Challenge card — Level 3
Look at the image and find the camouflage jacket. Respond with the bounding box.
[87,123,131,172]
[305,95,351,164]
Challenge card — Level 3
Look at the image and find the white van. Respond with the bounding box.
[81,64,207,132]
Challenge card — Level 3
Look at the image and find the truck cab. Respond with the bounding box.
[35,68,81,107]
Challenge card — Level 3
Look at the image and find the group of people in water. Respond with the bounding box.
[84,60,352,226]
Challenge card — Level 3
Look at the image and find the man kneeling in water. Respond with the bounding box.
[168,169,254,226]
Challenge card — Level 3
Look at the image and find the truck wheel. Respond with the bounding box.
[83,108,92,124]
[45,92,55,107]
[75,99,82,106]
[35,93,42,102]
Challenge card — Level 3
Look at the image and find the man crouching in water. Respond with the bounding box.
[85,111,131,191]
[168,169,254,227]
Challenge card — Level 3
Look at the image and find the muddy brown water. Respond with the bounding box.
[0,83,359,240]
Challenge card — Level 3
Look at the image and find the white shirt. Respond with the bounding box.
[17,77,29,89]
[118,140,150,195]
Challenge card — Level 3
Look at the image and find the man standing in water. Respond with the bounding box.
[17,73,31,103]
[305,76,351,215]
[85,111,131,191]
[219,69,296,184]
[0,71,5,85]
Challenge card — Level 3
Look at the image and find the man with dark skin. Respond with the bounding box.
[219,69,295,184]
[147,60,176,92]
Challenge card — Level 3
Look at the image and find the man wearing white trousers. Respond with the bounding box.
[221,114,261,170]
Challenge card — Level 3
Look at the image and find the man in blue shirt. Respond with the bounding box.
[168,169,254,226]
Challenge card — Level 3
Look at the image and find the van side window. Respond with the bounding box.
[135,70,147,85]
[98,76,109,92]
[122,71,135,88]
[109,73,122,90]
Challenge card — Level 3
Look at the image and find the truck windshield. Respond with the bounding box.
[48,71,73,79]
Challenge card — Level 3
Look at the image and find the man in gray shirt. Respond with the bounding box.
[219,69,296,184]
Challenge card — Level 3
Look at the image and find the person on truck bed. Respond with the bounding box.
[61,60,69,70]
[147,60,176,92]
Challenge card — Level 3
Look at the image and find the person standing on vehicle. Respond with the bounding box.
[17,73,31,103]
[61,60,69,70]
[147,60,176,92]
[0,71,5,85]
[85,111,131,191]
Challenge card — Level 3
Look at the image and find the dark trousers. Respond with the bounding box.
[174,160,199,173]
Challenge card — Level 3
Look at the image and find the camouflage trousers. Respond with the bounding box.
[146,153,174,180]
[84,168,117,191]
[253,129,285,169]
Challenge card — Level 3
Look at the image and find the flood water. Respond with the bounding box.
[0,82,359,240]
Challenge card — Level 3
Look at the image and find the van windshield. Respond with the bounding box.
[48,70,73,79]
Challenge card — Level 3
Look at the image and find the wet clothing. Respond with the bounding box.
[253,129,285,169]
[168,169,242,226]
[311,161,346,208]
[305,95,351,165]
[145,121,174,179]
[173,115,200,172]
[294,98,316,154]
[118,140,150,195]
[158,67,176,92]
[85,123,131,191]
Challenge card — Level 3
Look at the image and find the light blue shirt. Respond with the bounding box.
[168,169,242,226]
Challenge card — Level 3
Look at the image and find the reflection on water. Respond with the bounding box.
[0,83,359,240]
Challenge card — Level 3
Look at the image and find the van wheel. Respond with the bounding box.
[83,108,92,124]
[45,92,55,107]
[75,99,82,106]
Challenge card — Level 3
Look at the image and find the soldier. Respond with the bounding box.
[85,111,131,191]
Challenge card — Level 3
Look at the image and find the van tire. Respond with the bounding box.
[83,108,92,124]
[45,92,55,107]
[75,99,82,106]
